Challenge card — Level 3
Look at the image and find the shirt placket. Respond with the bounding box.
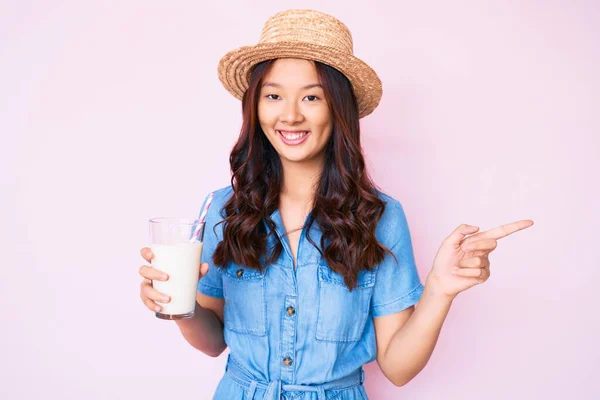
[280,294,297,382]
[270,210,306,386]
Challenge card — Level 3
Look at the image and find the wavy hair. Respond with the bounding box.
[213,59,392,290]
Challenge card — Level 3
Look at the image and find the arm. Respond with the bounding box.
[176,190,229,357]
[375,278,453,387]
[175,292,227,357]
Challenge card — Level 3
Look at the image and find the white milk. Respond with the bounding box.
[150,242,203,317]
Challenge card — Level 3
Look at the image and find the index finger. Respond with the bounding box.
[463,219,534,243]
[140,247,154,263]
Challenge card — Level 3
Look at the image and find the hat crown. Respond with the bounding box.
[218,9,382,118]
[258,9,354,54]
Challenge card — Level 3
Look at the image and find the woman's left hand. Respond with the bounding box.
[426,219,534,300]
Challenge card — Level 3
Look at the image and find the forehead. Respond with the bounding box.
[263,58,320,87]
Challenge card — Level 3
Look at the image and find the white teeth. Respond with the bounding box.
[278,131,308,140]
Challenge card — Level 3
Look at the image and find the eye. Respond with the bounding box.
[304,95,319,101]
[265,94,280,100]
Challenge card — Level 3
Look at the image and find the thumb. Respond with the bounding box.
[199,262,210,280]
[446,224,479,246]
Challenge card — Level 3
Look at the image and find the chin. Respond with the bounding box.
[280,153,313,163]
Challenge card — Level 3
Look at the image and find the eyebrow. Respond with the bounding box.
[261,82,323,90]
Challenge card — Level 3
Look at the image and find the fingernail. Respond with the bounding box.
[161,274,168,280]
[161,296,170,302]
[154,305,161,312]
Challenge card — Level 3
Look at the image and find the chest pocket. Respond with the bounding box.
[316,262,376,342]
[222,264,267,336]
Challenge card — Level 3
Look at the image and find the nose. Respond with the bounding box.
[279,100,304,125]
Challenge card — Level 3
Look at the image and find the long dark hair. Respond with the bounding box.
[213,59,391,290]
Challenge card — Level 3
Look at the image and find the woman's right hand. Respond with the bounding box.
[138,247,210,314]
[139,247,170,313]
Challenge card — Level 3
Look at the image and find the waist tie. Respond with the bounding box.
[225,355,365,400]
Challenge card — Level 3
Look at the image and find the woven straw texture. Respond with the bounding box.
[217,9,382,119]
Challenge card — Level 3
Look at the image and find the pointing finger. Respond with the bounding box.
[463,219,534,244]
[462,238,497,253]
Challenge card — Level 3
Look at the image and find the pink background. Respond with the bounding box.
[2,1,598,399]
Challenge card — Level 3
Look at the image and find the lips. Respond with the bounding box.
[277,130,310,145]
[277,130,309,140]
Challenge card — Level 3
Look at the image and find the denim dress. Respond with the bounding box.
[197,186,424,400]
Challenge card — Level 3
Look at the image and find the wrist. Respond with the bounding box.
[424,274,457,304]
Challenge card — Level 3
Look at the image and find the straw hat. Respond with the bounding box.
[217,9,383,119]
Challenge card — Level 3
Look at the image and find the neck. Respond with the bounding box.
[280,157,324,206]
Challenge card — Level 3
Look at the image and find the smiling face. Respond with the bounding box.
[257,58,333,166]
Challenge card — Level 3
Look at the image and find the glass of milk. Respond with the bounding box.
[148,217,205,320]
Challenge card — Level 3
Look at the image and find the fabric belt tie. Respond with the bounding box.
[225,355,365,400]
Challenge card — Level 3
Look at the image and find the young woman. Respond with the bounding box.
[138,9,533,400]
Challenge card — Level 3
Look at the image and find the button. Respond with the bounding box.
[236,269,244,278]
[283,357,293,366]
[286,306,295,316]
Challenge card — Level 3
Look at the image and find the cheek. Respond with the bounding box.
[318,117,333,141]
[319,128,333,147]
[257,102,276,127]
[310,107,332,134]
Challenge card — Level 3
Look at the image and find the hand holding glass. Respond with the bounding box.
[148,217,205,320]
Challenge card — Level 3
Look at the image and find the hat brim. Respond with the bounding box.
[217,41,382,119]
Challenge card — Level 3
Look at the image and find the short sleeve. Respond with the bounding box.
[197,192,224,298]
[371,202,424,317]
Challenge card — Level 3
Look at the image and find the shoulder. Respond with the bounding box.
[210,185,234,210]
[374,190,411,247]
[201,185,234,227]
